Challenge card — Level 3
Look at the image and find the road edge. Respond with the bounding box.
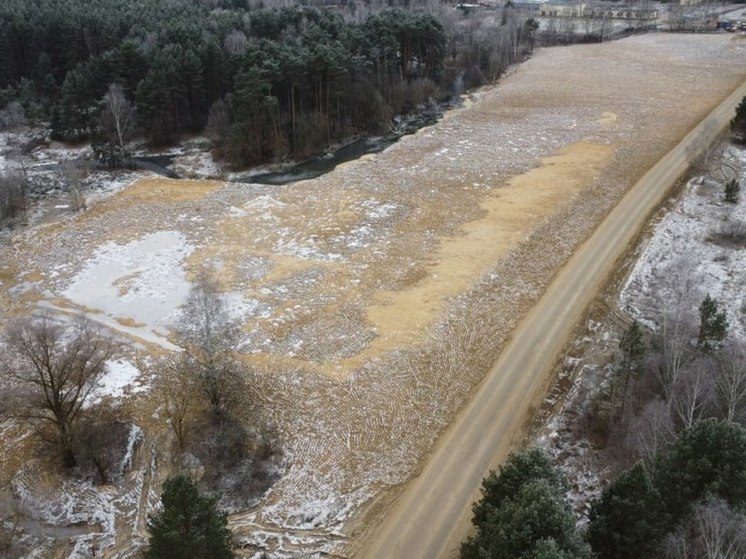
[359,79,746,559]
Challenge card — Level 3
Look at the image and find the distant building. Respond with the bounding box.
[590,4,659,20]
[512,0,544,14]
[539,0,587,17]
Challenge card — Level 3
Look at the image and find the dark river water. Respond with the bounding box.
[64,107,449,185]
[236,110,445,185]
[241,136,394,185]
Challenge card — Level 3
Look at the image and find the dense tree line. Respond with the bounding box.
[464,280,746,559]
[466,422,746,559]
[0,0,537,168]
[589,419,746,559]
[584,294,746,558]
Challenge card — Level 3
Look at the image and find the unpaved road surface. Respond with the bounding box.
[360,81,746,559]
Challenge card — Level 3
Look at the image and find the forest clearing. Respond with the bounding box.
[1,33,746,558]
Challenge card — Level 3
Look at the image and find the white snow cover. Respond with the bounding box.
[84,172,142,202]
[12,475,117,553]
[89,359,148,405]
[171,150,223,179]
[63,231,193,343]
[621,147,746,343]
[118,424,144,477]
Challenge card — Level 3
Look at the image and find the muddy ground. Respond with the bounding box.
[1,33,746,558]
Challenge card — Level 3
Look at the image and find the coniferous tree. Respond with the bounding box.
[146,475,234,559]
[1,1,539,165]
[588,464,665,559]
[462,449,589,559]
[725,179,740,204]
[470,447,566,527]
[590,420,746,559]
[617,320,646,408]
[620,320,645,369]
[698,295,728,352]
[656,419,746,517]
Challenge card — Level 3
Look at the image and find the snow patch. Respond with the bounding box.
[89,360,148,405]
[118,424,144,476]
[275,238,343,262]
[244,194,286,211]
[621,154,746,344]
[223,292,272,322]
[171,150,223,179]
[63,231,193,342]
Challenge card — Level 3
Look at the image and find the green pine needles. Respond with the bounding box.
[146,475,234,559]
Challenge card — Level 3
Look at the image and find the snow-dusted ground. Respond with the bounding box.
[536,144,746,523]
[621,147,746,342]
[1,34,745,558]
[89,360,149,405]
[535,338,617,520]
[63,231,194,340]
[131,136,223,180]
[10,431,153,559]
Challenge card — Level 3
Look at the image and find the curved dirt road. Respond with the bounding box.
[360,81,746,559]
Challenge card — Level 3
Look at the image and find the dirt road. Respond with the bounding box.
[360,82,746,559]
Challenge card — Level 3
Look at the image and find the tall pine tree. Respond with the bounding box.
[698,294,728,352]
[146,475,234,559]
[462,449,590,559]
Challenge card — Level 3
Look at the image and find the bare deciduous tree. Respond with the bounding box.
[61,162,87,212]
[98,83,136,163]
[166,270,280,503]
[206,97,232,144]
[223,29,248,55]
[717,348,746,424]
[155,354,203,450]
[670,363,716,431]
[175,268,242,417]
[0,101,27,131]
[0,170,29,228]
[627,398,674,470]
[653,311,697,402]
[1,314,116,466]
[663,499,746,559]
[697,501,746,559]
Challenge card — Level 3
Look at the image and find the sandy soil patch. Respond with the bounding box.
[360,141,614,366]
[108,177,222,204]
